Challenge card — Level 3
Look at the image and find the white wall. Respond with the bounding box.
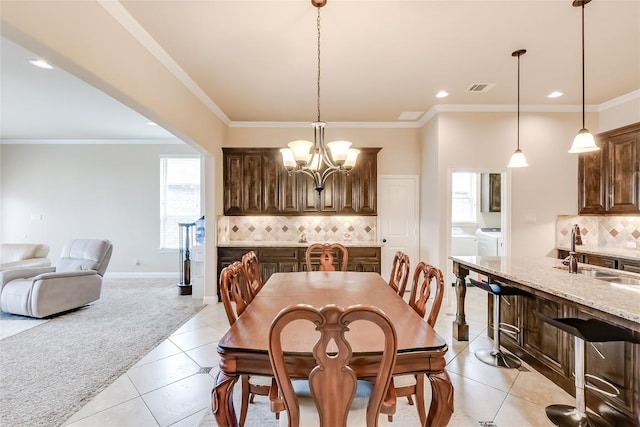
[422,110,599,280]
[419,118,440,265]
[0,143,200,274]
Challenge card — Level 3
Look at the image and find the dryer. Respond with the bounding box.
[475,228,503,256]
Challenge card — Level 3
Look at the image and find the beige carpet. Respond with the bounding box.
[0,277,205,427]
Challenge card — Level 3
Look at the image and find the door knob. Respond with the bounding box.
[382,239,387,243]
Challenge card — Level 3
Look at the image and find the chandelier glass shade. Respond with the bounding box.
[568,0,599,154]
[508,49,528,168]
[280,0,359,194]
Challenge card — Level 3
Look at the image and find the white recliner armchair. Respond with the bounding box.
[0,239,113,318]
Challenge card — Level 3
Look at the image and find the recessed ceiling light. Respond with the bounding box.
[436,90,449,98]
[548,91,563,98]
[28,59,53,69]
[397,111,424,121]
[146,122,158,126]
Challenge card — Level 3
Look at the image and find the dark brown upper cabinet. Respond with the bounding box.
[578,122,640,215]
[222,147,380,215]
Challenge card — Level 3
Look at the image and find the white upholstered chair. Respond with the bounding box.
[0,239,112,318]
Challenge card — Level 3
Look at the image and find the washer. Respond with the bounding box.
[451,227,478,256]
[475,228,503,256]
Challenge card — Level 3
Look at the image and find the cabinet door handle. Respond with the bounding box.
[382,238,387,243]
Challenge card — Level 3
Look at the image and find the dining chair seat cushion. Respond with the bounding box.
[248,375,273,387]
[278,380,388,427]
[392,374,417,388]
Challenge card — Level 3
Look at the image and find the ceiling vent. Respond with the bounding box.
[466,83,495,93]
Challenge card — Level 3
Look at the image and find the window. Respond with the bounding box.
[160,156,201,249]
[451,172,477,223]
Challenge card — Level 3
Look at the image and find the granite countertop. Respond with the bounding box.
[217,241,383,248]
[450,255,640,328]
[556,245,640,262]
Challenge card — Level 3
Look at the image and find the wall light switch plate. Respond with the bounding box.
[30,213,42,221]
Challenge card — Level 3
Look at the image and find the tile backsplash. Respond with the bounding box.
[556,215,640,250]
[218,216,377,243]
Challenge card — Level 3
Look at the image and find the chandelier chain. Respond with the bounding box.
[316,7,321,123]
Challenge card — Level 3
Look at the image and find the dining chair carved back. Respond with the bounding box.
[389,262,446,424]
[388,251,410,296]
[305,243,349,271]
[408,262,445,328]
[219,261,276,426]
[242,250,263,298]
[219,261,250,326]
[268,304,397,427]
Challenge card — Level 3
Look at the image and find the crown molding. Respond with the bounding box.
[598,89,640,112]
[229,121,420,129]
[98,0,231,126]
[0,139,183,145]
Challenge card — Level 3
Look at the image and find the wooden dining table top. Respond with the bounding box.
[218,271,447,361]
[212,271,454,427]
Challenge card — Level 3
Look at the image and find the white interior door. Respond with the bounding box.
[378,175,419,287]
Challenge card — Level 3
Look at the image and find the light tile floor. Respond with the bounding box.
[61,287,573,427]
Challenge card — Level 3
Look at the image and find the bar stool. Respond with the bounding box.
[535,313,639,427]
[469,278,525,368]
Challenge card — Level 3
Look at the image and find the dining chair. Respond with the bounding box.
[219,261,277,426]
[242,250,263,298]
[305,243,349,271]
[388,251,410,296]
[389,262,445,425]
[268,303,397,427]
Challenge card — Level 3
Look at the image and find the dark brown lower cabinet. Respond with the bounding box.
[217,246,381,300]
[486,289,639,426]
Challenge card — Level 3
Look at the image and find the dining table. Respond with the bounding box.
[211,271,453,427]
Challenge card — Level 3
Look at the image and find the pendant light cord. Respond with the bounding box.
[581,2,586,129]
[517,54,521,150]
[316,8,321,123]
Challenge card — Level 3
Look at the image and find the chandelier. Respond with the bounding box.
[280,0,359,194]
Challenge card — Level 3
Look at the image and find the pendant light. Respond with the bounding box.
[280,0,359,194]
[508,49,528,168]
[568,0,599,153]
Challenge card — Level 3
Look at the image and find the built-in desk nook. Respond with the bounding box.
[451,255,640,426]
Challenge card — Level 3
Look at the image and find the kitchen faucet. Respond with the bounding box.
[563,224,581,274]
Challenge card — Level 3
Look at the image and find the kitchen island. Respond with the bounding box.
[450,256,640,426]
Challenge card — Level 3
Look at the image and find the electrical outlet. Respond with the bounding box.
[625,241,637,249]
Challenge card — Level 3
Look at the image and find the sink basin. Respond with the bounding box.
[606,277,640,286]
[579,269,619,279]
[553,265,640,290]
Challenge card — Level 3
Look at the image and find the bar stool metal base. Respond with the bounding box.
[545,404,613,427]
[474,349,522,369]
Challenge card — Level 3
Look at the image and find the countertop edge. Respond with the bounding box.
[450,255,640,330]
